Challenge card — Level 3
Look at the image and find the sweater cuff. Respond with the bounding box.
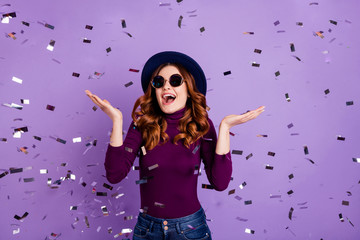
[214,151,232,162]
[107,143,124,152]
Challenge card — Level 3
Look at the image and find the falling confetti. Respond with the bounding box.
[289,207,294,220]
[231,150,243,155]
[257,134,268,137]
[265,165,274,170]
[8,32,16,39]
[141,146,147,155]
[290,43,295,52]
[154,202,165,208]
[245,153,253,160]
[136,178,147,185]
[194,165,200,175]
[337,135,345,141]
[14,212,29,222]
[268,151,275,157]
[245,228,255,234]
[303,145,309,155]
[178,15,183,28]
[292,55,302,61]
[124,81,133,87]
[285,93,291,102]
[236,217,248,222]
[192,145,200,154]
[159,2,171,6]
[72,137,81,143]
[47,40,55,51]
[148,164,159,171]
[202,184,214,189]
[103,183,113,190]
[101,206,109,216]
[12,76,23,84]
[96,192,107,196]
[123,31,133,37]
[45,23,55,29]
[254,49,262,54]
[239,182,247,189]
[121,19,126,28]
[270,194,281,198]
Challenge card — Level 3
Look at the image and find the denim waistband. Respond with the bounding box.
[136,207,206,233]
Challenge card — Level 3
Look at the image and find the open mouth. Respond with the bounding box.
[162,93,176,104]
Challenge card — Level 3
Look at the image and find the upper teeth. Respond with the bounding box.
[163,94,175,99]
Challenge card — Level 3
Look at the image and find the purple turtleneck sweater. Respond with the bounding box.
[104,107,232,219]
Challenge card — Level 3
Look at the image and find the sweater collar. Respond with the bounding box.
[164,107,186,122]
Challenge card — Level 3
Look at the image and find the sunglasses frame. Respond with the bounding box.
[151,74,184,89]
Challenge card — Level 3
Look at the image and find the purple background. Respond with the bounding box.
[1,0,360,239]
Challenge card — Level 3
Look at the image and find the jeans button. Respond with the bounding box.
[164,226,168,230]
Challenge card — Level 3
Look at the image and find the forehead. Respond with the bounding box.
[157,65,181,76]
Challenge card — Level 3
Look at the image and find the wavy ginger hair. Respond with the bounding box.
[131,63,210,151]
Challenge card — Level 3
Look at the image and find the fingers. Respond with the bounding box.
[91,95,106,107]
[85,90,106,108]
[242,106,264,116]
[245,107,264,120]
[85,90,91,96]
[252,106,265,114]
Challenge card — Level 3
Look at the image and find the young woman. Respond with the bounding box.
[85,51,264,240]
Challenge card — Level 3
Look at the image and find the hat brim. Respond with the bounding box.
[141,51,207,96]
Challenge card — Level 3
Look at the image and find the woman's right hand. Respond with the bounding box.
[85,90,123,122]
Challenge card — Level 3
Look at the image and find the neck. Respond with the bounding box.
[164,107,186,122]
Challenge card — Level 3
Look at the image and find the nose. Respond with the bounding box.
[162,79,171,89]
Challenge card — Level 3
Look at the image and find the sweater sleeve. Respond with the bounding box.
[104,121,142,184]
[200,118,232,191]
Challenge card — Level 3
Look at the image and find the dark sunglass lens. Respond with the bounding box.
[152,76,164,88]
[170,74,182,87]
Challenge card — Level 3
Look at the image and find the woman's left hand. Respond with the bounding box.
[221,106,265,130]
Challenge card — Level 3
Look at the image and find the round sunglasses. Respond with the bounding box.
[151,74,184,88]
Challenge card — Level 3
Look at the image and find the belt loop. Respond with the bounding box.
[175,222,182,234]
[148,220,154,232]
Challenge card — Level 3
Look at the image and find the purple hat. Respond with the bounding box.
[141,51,207,96]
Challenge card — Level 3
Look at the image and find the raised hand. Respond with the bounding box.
[221,106,265,130]
[85,90,123,122]
[216,106,265,154]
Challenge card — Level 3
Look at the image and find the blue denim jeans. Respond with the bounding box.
[132,207,212,240]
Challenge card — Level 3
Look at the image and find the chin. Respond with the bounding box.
[160,105,183,114]
[160,107,177,114]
